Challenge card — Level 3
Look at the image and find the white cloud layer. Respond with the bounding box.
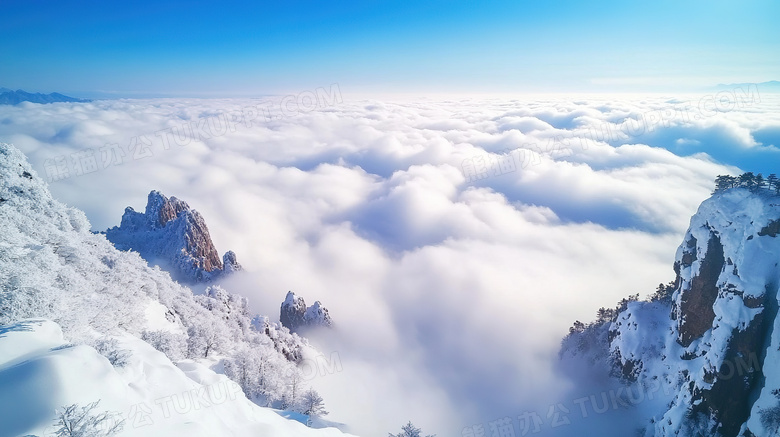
[1,90,778,435]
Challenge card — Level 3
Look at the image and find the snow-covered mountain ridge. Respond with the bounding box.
[0,88,90,105]
[0,142,354,436]
[562,188,780,436]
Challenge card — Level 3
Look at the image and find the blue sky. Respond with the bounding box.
[1,0,778,97]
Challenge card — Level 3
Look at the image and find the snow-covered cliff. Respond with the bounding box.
[563,188,780,436]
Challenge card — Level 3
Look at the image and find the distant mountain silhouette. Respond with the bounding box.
[0,88,90,105]
[715,80,780,92]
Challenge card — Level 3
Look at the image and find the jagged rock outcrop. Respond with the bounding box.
[280,291,332,332]
[223,250,243,274]
[562,188,780,437]
[105,191,240,283]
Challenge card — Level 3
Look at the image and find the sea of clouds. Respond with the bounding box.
[1,85,778,435]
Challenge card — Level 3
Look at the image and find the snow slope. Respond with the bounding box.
[0,319,355,437]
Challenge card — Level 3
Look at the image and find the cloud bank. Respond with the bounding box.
[1,88,778,435]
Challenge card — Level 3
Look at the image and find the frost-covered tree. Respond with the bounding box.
[739,172,757,191]
[195,286,253,336]
[222,338,303,408]
[299,389,328,417]
[713,175,737,193]
[0,285,62,327]
[91,338,131,368]
[224,346,261,399]
[596,306,615,324]
[649,281,676,302]
[615,293,639,314]
[279,367,310,412]
[186,319,229,358]
[388,421,435,437]
[714,172,780,195]
[141,330,187,361]
[52,401,124,437]
[769,174,780,194]
[756,173,766,190]
[568,320,586,334]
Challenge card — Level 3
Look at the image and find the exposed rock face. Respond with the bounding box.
[105,191,239,283]
[698,308,767,437]
[678,232,725,347]
[280,292,308,332]
[145,191,190,228]
[636,190,780,436]
[563,188,780,437]
[280,291,332,332]
[759,219,780,237]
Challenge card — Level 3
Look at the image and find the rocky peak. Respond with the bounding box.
[223,250,243,273]
[105,191,240,283]
[280,291,308,331]
[280,291,332,332]
[305,301,330,325]
[145,190,190,228]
